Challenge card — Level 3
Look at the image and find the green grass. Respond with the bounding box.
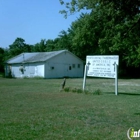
[0,78,140,140]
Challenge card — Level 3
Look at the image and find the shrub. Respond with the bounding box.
[64,87,71,92]
[63,87,101,95]
[94,89,102,95]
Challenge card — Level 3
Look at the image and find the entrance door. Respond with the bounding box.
[64,64,71,77]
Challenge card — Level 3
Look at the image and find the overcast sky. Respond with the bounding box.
[0,0,82,48]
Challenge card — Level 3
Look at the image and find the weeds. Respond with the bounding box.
[94,89,102,95]
[64,87,101,95]
[64,87,71,92]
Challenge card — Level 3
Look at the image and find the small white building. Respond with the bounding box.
[5,50,84,78]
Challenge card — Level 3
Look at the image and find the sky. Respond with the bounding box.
[0,0,82,48]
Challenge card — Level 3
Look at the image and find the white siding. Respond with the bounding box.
[11,64,22,77]
[35,64,44,77]
[7,51,83,79]
[44,51,83,78]
[10,63,44,78]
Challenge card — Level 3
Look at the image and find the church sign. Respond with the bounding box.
[83,55,119,95]
[86,55,119,78]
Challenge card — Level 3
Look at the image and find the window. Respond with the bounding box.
[78,64,80,68]
[72,64,75,68]
[51,67,54,70]
[69,66,71,70]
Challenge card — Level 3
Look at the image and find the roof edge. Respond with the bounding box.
[5,50,83,64]
[5,53,25,64]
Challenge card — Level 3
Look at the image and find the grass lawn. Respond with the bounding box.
[0,77,140,140]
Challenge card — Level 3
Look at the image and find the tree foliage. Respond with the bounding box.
[0,47,5,72]
[8,38,31,58]
[59,0,140,77]
[31,39,47,52]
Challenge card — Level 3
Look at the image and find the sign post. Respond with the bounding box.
[115,63,118,95]
[83,55,119,95]
[83,65,87,91]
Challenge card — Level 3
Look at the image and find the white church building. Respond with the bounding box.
[5,50,84,78]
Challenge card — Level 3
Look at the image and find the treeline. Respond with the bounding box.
[0,0,140,78]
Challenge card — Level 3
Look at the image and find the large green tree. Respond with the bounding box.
[31,39,47,52]
[8,38,31,57]
[54,30,72,51]
[69,13,103,59]
[59,0,140,66]
[59,0,140,77]
[60,0,140,17]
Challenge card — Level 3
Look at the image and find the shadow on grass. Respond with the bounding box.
[134,113,140,115]
[119,92,140,96]
[104,92,140,96]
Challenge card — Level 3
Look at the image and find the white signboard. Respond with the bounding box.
[86,55,119,78]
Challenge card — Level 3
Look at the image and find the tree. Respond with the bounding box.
[9,37,31,57]
[0,47,5,73]
[70,13,103,59]
[54,30,72,51]
[45,39,56,51]
[59,0,140,18]
[60,0,140,77]
[31,39,47,52]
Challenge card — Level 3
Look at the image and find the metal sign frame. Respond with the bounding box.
[83,55,119,95]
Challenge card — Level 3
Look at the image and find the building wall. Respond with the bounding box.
[45,51,83,78]
[6,51,83,78]
[10,63,44,78]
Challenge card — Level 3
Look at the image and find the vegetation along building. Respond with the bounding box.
[5,50,84,78]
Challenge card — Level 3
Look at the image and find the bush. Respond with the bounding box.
[63,87,101,95]
[5,71,13,78]
[0,72,5,78]
[94,89,102,95]
[64,87,71,92]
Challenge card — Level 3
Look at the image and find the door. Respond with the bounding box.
[64,64,72,77]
